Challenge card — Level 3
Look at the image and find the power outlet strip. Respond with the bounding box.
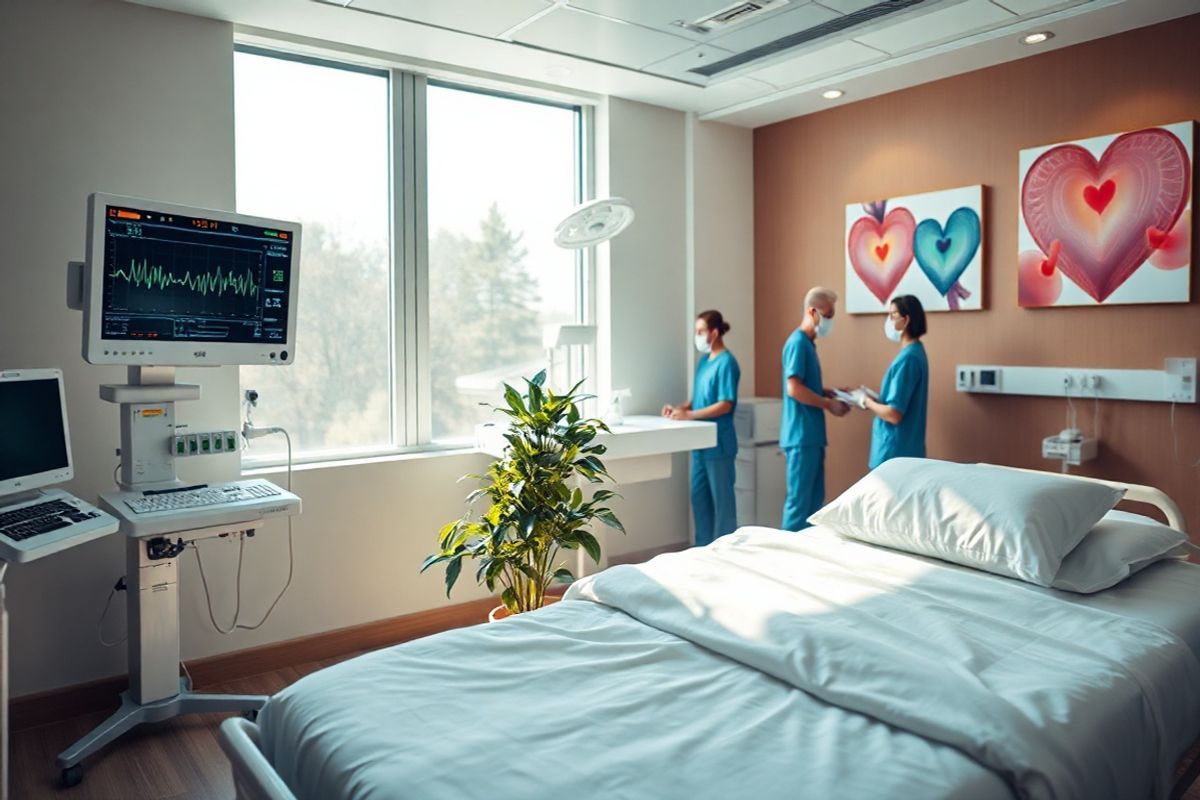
[171,430,240,457]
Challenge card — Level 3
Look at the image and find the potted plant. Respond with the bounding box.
[421,371,625,620]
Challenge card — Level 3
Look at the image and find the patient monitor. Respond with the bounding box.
[77,193,300,367]
[56,193,303,789]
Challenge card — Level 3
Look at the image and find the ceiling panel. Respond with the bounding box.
[349,0,552,38]
[514,7,695,68]
[567,0,753,41]
[696,77,782,115]
[706,2,841,52]
[990,0,1086,14]
[746,38,884,87]
[643,44,736,82]
[852,0,1015,54]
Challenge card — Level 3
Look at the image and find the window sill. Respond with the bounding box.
[241,443,485,477]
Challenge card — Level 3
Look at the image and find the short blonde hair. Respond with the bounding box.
[804,286,838,311]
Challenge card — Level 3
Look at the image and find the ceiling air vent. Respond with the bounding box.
[672,1,789,36]
[689,0,928,78]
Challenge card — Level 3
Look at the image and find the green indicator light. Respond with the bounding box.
[273,269,285,282]
[189,440,198,453]
[264,230,278,237]
[227,435,237,450]
[201,439,211,452]
[176,440,185,454]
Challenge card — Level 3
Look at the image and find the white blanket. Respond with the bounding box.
[258,528,1200,800]
[567,528,1200,799]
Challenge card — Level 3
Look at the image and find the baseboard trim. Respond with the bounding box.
[11,596,498,732]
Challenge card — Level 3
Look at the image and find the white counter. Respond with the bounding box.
[475,415,716,483]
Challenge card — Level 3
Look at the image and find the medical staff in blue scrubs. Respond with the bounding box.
[780,288,850,531]
[663,310,741,546]
[858,295,929,469]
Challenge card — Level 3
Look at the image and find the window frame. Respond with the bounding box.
[235,45,594,467]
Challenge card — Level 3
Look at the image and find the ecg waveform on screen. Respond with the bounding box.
[108,259,261,298]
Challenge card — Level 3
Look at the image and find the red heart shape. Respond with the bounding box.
[1082,179,1116,214]
[847,209,916,304]
[1021,128,1190,302]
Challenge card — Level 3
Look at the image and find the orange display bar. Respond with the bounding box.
[116,210,141,220]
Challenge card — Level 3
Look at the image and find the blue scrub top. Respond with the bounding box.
[693,350,740,459]
[780,328,826,449]
[869,341,929,469]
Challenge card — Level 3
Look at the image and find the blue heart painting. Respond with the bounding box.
[913,207,981,296]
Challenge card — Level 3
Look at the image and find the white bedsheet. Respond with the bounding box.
[258,527,1200,800]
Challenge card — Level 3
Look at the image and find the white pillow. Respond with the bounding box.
[1051,509,1193,593]
[808,458,1125,586]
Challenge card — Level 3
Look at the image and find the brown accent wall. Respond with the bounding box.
[754,16,1200,534]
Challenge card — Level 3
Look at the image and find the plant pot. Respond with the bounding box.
[487,594,561,623]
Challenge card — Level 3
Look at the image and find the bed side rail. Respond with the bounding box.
[218,717,298,800]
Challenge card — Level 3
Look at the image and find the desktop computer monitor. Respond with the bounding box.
[81,193,301,367]
[0,369,73,497]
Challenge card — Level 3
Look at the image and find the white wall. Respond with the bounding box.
[690,119,756,395]
[1,0,242,697]
[0,0,740,697]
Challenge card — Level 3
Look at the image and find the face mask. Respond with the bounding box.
[694,332,712,354]
[813,312,834,339]
[884,317,903,343]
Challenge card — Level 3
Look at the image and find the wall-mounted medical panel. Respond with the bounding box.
[955,358,1196,404]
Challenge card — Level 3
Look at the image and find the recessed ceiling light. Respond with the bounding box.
[822,89,845,100]
[1021,31,1054,45]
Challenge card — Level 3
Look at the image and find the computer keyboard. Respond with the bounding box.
[124,482,282,514]
[0,499,103,541]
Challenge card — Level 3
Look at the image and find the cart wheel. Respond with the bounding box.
[62,764,83,788]
[242,708,259,722]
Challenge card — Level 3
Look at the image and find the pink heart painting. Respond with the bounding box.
[1021,127,1191,304]
[847,208,916,304]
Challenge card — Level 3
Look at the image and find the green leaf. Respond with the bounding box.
[597,510,626,534]
[552,567,574,585]
[576,531,602,564]
[419,553,446,573]
[501,587,519,614]
[571,487,582,508]
[444,557,463,598]
[530,369,547,387]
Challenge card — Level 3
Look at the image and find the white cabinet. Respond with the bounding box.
[733,398,786,528]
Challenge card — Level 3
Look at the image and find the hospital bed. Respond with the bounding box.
[218,467,1200,800]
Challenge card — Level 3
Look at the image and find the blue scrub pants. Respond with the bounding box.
[691,454,737,547]
[781,446,825,531]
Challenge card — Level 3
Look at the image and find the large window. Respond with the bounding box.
[426,84,583,442]
[234,49,585,462]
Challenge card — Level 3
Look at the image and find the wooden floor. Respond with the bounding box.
[13,651,1200,800]
[11,651,365,800]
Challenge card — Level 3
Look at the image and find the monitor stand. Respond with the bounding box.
[55,367,271,789]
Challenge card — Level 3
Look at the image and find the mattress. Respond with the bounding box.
[258,527,1200,800]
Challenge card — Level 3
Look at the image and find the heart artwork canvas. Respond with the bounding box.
[1018,121,1194,308]
[845,185,984,313]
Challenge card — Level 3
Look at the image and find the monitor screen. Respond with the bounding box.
[82,194,301,367]
[100,204,294,345]
[0,377,69,486]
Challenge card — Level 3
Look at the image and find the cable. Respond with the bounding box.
[191,427,295,634]
[192,534,244,635]
[98,578,126,647]
[180,658,194,691]
[235,428,294,630]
